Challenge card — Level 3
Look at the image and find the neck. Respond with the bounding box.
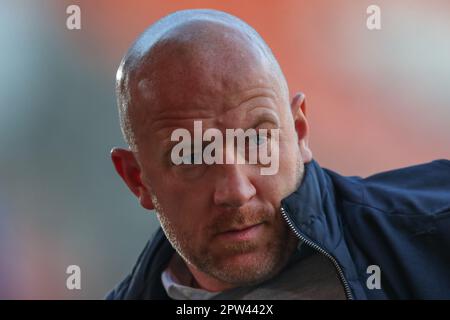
[185,263,237,292]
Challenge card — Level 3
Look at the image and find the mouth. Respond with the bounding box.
[216,222,265,242]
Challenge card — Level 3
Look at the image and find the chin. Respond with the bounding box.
[210,248,285,286]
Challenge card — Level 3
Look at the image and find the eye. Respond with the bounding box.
[172,151,208,180]
[180,152,202,164]
[249,132,267,147]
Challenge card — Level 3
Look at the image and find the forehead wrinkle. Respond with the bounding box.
[234,87,280,113]
[150,86,282,133]
[150,113,217,134]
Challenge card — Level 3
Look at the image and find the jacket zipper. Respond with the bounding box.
[281,206,354,300]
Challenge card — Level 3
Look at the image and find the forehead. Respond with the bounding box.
[130,22,286,132]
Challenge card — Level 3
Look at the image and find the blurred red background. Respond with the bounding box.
[57,0,450,173]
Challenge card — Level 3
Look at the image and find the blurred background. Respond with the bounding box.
[0,0,449,299]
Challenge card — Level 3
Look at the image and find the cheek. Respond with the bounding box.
[279,139,301,169]
[157,203,205,250]
[252,175,283,208]
[153,186,211,233]
[256,157,299,201]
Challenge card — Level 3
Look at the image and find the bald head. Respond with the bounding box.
[116,9,289,151]
[111,10,312,292]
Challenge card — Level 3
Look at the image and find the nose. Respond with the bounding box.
[213,163,256,208]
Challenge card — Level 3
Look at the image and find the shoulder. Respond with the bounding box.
[105,274,132,300]
[105,228,168,300]
[326,159,450,216]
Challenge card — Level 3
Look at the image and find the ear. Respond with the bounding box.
[290,92,313,163]
[111,147,155,210]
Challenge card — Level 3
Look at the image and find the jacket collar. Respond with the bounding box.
[280,159,344,252]
[280,159,366,299]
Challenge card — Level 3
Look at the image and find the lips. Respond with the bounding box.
[216,222,265,241]
[224,223,261,233]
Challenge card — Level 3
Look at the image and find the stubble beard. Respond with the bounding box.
[152,156,304,288]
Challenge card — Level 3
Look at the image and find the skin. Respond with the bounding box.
[111,10,313,292]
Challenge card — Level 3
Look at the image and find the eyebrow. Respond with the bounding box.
[157,103,281,157]
[245,107,280,129]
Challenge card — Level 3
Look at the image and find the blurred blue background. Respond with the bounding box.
[0,0,159,299]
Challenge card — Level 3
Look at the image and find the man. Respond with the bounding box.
[107,9,450,299]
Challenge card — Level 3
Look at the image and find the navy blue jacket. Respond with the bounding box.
[107,159,450,299]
